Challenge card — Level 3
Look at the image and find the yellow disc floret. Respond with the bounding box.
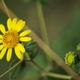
[2,30,19,48]
[65,51,76,66]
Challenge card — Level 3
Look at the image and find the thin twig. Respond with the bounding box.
[46,72,72,79]
[1,0,11,17]
[36,1,49,44]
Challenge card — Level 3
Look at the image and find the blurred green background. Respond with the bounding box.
[0,0,80,80]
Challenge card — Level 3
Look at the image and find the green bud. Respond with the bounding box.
[77,43,80,51]
[24,40,38,59]
[64,51,79,66]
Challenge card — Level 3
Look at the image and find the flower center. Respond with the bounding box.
[67,54,74,64]
[2,30,19,48]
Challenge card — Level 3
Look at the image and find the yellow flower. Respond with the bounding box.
[65,51,77,66]
[0,18,32,61]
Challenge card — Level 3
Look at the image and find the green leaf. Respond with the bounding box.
[9,60,26,80]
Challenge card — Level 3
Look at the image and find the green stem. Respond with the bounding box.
[36,1,52,71]
[0,52,30,78]
[32,61,71,79]
[0,59,23,78]
[36,1,49,44]
[25,52,31,60]
[46,72,71,79]
[25,60,71,80]
[1,0,11,17]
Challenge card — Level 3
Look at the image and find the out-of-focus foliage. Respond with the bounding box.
[51,12,80,58]
[51,12,80,80]
[22,0,50,6]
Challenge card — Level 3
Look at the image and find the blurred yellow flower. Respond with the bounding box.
[0,18,32,61]
[65,51,76,66]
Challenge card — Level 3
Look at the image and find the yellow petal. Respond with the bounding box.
[17,43,25,53]
[11,18,17,29]
[20,37,32,42]
[14,46,22,59]
[6,48,12,61]
[19,30,31,37]
[0,45,4,50]
[0,35,3,39]
[0,40,2,43]
[15,20,25,32]
[0,47,7,59]
[0,24,5,33]
[15,20,22,29]
[7,18,12,30]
